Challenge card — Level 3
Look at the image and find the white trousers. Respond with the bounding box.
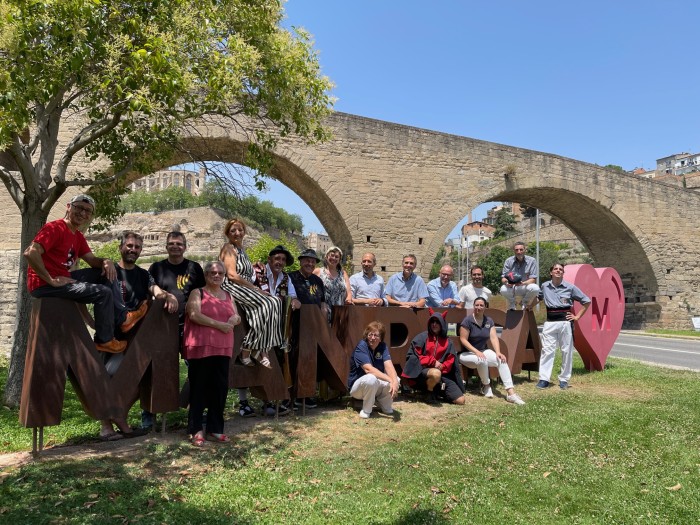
[539,320,574,382]
[459,349,514,389]
[350,374,393,414]
[499,283,540,309]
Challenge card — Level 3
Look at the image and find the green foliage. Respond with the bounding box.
[526,241,568,284]
[474,245,511,292]
[120,181,304,232]
[430,246,458,279]
[492,208,517,239]
[78,240,121,269]
[246,233,300,272]
[605,164,625,172]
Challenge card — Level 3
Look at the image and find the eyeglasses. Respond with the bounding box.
[208,271,224,276]
[72,204,94,216]
[367,333,381,339]
[167,242,184,247]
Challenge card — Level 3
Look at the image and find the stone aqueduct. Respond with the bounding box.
[1,111,699,349]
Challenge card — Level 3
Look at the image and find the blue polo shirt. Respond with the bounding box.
[386,272,429,303]
[348,339,391,389]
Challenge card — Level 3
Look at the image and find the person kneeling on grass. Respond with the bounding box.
[348,321,400,419]
[458,297,525,405]
[401,310,465,405]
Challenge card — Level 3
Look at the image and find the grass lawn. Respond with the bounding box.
[1,355,699,524]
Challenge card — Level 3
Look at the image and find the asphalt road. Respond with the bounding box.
[611,331,700,371]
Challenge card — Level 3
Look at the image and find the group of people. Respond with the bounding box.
[24,195,591,442]
[346,242,591,417]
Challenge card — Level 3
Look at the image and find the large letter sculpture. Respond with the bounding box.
[20,297,180,428]
[564,264,625,371]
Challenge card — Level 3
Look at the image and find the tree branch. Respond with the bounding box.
[0,167,25,210]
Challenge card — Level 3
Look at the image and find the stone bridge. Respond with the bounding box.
[1,112,698,344]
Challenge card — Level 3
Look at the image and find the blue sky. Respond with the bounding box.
[254,1,700,236]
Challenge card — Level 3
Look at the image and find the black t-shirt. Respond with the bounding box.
[149,258,205,321]
[116,265,154,311]
[289,271,325,306]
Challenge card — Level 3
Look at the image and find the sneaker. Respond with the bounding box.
[140,410,154,431]
[536,380,550,389]
[95,338,127,353]
[294,397,318,409]
[559,381,569,390]
[263,402,290,417]
[281,399,297,412]
[120,301,148,332]
[359,410,371,419]
[506,393,526,405]
[238,401,256,418]
[481,384,494,398]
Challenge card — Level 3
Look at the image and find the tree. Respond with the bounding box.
[0,0,333,405]
[492,208,517,239]
[526,241,567,285]
[247,233,300,273]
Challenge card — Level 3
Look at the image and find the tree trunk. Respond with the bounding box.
[4,204,50,407]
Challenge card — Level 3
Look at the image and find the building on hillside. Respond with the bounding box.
[305,232,332,256]
[129,167,205,196]
[631,167,656,179]
[460,221,494,247]
[483,202,523,227]
[656,152,700,176]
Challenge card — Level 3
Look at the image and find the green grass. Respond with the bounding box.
[1,356,699,524]
[645,328,700,338]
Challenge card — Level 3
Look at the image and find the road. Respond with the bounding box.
[611,331,700,371]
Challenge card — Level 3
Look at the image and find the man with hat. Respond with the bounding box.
[265,245,301,310]
[499,241,540,310]
[260,245,300,416]
[23,194,128,354]
[287,248,328,409]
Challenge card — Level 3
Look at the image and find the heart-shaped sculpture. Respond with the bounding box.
[563,264,625,371]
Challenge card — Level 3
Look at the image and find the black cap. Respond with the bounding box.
[268,245,293,266]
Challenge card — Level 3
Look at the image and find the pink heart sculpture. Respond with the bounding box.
[563,264,625,371]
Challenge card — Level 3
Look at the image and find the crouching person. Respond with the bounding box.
[401,310,465,405]
[348,322,399,419]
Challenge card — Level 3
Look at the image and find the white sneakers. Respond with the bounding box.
[506,393,526,405]
[359,410,371,419]
[482,384,525,405]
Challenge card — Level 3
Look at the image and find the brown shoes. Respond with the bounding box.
[120,301,148,333]
[96,338,127,354]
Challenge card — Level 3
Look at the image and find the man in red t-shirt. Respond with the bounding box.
[24,194,127,353]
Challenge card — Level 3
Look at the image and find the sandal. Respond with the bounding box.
[191,432,207,447]
[240,350,254,367]
[99,431,124,442]
[206,433,231,443]
[254,351,272,369]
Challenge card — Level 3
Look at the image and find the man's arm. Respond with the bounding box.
[24,242,76,287]
[81,252,117,281]
[426,282,442,308]
[150,283,178,313]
